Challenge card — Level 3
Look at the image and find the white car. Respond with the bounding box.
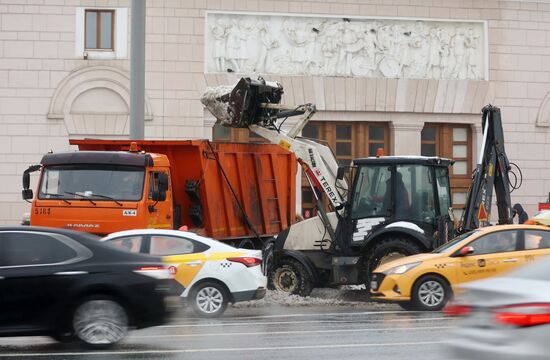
[445,255,550,359]
[102,229,267,317]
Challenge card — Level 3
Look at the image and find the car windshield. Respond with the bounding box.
[38,165,145,201]
[432,230,479,253]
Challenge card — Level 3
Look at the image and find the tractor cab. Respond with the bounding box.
[344,156,454,250]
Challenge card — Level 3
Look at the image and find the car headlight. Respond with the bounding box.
[383,262,422,275]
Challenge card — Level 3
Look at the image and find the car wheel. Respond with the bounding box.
[72,297,128,347]
[268,258,313,297]
[192,282,228,318]
[411,275,452,311]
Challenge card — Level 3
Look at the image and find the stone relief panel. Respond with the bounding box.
[205,12,486,80]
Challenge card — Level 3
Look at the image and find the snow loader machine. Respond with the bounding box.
[202,77,515,296]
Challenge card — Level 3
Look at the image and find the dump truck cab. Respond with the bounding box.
[23,149,173,235]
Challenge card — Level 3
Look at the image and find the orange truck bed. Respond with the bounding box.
[70,139,296,241]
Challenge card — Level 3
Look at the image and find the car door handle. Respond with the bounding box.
[185,261,203,266]
[503,259,518,263]
[54,271,88,276]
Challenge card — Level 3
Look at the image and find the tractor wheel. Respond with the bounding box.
[363,237,421,287]
[268,258,313,297]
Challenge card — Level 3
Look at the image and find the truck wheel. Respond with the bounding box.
[268,258,313,297]
[364,237,421,286]
[191,281,228,318]
[411,275,452,311]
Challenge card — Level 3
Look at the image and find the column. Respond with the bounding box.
[390,122,424,156]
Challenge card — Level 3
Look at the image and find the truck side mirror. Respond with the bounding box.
[336,166,346,180]
[22,165,41,201]
[23,172,31,190]
[151,173,169,202]
[157,173,169,192]
[151,190,166,202]
[22,189,33,200]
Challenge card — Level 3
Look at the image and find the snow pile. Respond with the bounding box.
[200,85,234,125]
[232,290,347,308]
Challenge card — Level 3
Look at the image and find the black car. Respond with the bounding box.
[0,226,174,346]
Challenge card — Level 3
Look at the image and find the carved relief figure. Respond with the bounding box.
[225,19,242,72]
[451,27,466,79]
[321,21,343,75]
[465,27,479,79]
[338,20,364,75]
[237,19,255,72]
[255,20,279,73]
[352,26,382,76]
[211,18,229,72]
[406,21,430,78]
[427,28,443,79]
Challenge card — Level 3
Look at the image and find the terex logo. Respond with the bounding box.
[66,224,100,229]
[318,175,339,205]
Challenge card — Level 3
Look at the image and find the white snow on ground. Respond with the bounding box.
[231,289,395,309]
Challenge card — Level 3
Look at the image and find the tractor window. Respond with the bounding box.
[396,165,435,224]
[436,167,451,218]
[352,165,392,219]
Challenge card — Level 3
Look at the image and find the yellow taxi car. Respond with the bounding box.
[370,223,550,311]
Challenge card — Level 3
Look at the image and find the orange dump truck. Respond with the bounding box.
[22,139,296,247]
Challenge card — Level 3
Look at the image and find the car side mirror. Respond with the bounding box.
[459,246,474,256]
[336,166,346,180]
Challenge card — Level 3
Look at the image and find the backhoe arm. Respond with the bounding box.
[461,105,514,232]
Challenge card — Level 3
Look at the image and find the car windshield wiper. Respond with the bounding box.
[64,191,96,206]
[88,193,123,207]
[41,192,71,205]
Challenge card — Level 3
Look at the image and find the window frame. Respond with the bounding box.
[106,235,145,254]
[462,230,520,256]
[0,231,92,268]
[522,229,550,251]
[146,235,210,256]
[299,121,390,218]
[84,9,115,51]
[421,123,472,210]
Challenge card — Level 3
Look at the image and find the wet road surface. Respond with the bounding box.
[0,300,458,359]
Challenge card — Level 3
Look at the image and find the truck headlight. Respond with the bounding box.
[383,262,421,275]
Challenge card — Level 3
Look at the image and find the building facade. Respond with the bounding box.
[0,0,549,224]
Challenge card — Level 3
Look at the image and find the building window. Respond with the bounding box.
[300,121,390,218]
[75,8,127,59]
[85,9,115,50]
[421,124,472,212]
